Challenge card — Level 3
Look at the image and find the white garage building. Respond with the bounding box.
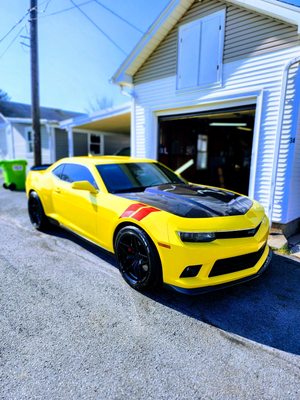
[112,0,300,235]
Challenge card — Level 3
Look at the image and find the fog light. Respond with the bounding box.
[180,265,202,278]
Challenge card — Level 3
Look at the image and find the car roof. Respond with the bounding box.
[58,156,155,166]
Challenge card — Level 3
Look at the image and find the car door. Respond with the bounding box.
[52,163,99,241]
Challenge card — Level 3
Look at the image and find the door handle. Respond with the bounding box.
[54,187,61,194]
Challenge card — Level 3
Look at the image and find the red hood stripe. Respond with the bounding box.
[132,207,160,221]
[120,203,160,221]
[120,203,145,218]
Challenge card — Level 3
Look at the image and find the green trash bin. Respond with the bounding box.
[0,159,28,191]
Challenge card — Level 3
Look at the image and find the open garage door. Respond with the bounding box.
[158,106,255,195]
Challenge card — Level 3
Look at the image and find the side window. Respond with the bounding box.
[61,164,98,188]
[52,164,65,179]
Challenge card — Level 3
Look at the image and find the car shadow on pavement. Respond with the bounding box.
[44,226,300,356]
[45,225,118,267]
[149,254,300,356]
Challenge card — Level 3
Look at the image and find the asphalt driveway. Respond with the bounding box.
[0,185,299,399]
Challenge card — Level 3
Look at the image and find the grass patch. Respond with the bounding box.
[274,243,291,255]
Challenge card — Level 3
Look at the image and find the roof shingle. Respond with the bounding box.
[0,101,85,121]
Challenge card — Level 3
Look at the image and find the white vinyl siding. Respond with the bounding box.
[6,123,51,168]
[133,0,299,85]
[177,9,225,90]
[132,45,300,223]
[129,0,300,224]
[281,65,300,223]
[0,125,10,159]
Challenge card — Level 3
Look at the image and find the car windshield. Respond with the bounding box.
[96,162,185,193]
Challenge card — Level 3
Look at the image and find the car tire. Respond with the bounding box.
[28,191,49,231]
[114,226,162,291]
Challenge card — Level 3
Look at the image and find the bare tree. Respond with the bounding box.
[0,90,11,101]
[87,96,114,113]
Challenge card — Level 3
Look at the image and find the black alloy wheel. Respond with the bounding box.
[28,191,49,231]
[115,226,162,291]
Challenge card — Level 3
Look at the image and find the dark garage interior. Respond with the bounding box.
[158,106,256,195]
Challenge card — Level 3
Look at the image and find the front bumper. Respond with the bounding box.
[157,212,270,290]
[167,247,272,295]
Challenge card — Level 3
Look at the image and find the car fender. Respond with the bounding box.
[113,205,171,254]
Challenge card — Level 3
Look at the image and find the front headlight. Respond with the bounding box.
[178,231,216,243]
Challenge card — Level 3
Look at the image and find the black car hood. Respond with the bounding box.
[118,184,253,218]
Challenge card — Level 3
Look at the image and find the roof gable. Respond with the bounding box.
[112,0,300,87]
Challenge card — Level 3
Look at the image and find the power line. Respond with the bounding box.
[0,1,45,46]
[0,0,53,46]
[42,0,52,13]
[41,0,51,13]
[70,0,127,55]
[38,0,53,7]
[0,13,29,46]
[0,25,26,60]
[93,0,143,34]
[41,0,94,17]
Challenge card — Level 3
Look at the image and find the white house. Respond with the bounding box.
[0,101,131,169]
[112,0,300,235]
[0,101,86,168]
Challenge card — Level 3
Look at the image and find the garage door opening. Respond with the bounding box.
[158,106,256,195]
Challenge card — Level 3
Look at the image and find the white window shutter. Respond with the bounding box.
[177,21,201,89]
[199,11,224,86]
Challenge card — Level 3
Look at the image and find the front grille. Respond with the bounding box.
[209,243,267,277]
[214,223,261,239]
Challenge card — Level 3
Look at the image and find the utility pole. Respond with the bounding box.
[29,0,41,166]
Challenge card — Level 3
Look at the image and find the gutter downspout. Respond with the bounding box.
[269,55,300,224]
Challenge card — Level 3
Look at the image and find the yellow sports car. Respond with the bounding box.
[26,156,271,294]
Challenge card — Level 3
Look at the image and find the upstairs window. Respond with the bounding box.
[177,9,225,90]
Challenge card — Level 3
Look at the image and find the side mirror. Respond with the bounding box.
[71,180,98,194]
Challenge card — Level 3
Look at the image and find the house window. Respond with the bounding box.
[196,134,208,170]
[177,9,225,90]
[89,134,103,155]
[25,127,34,153]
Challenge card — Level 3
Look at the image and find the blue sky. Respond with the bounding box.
[0,0,169,112]
[281,0,300,5]
[0,0,299,113]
